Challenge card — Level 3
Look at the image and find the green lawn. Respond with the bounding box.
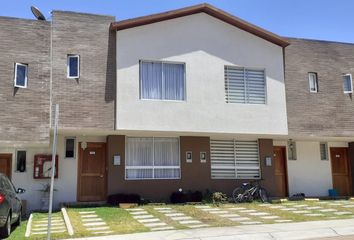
[7,199,354,239]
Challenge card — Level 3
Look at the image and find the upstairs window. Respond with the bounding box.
[14,63,28,88]
[308,72,318,93]
[16,150,26,172]
[140,60,185,101]
[67,55,80,79]
[225,66,266,104]
[343,74,353,94]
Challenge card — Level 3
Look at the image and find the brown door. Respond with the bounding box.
[78,143,107,202]
[273,146,288,197]
[0,154,12,178]
[330,147,351,196]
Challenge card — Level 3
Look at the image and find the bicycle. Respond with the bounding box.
[232,179,269,203]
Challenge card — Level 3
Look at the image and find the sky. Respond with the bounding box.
[1,0,354,43]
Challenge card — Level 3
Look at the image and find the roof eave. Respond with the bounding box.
[110,3,290,48]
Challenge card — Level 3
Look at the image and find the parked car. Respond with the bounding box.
[0,173,25,238]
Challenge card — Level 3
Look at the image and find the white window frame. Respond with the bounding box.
[343,73,353,94]
[67,55,80,79]
[308,72,318,93]
[14,63,28,88]
[139,60,186,102]
[64,137,76,159]
[125,137,181,180]
[210,139,261,180]
[224,65,267,104]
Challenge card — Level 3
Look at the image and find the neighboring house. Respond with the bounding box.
[0,3,352,212]
[284,38,354,197]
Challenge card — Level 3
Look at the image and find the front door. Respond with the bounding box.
[78,143,106,202]
[330,147,351,196]
[0,154,12,178]
[273,146,288,197]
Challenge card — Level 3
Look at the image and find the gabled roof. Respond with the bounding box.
[110,3,289,47]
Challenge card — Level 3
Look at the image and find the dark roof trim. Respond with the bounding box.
[111,3,289,47]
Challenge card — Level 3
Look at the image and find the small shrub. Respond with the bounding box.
[212,192,227,206]
[107,193,141,205]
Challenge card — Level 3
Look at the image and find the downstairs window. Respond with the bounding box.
[125,137,180,180]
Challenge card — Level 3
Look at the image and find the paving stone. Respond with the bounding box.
[133,215,155,219]
[34,223,63,227]
[201,208,221,211]
[343,205,354,208]
[219,214,240,218]
[195,206,211,209]
[293,204,308,208]
[145,222,167,227]
[32,230,66,235]
[188,224,209,228]
[259,204,271,206]
[165,213,185,217]
[305,213,324,217]
[239,209,257,213]
[179,220,202,224]
[138,218,160,223]
[208,210,229,214]
[93,231,114,234]
[275,220,293,223]
[82,218,103,222]
[130,211,148,215]
[157,210,174,213]
[249,212,270,216]
[228,207,246,210]
[126,208,144,211]
[79,211,96,214]
[151,226,174,231]
[171,216,193,221]
[269,205,285,209]
[306,206,322,210]
[83,222,106,227]
[319,209,337,212]
[154,207,172,210]
[86,226,110,231]
[261,216,280,219]
[280,208,297,211]
[328,203,342,206]
[81,214,99,218]
[292,210,311,214]
[37,220,64,224]
[334,212,353,215]
[229,217,250,221]
[240,221,262,225]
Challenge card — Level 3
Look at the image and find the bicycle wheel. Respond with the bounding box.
[258,187,269,203]
[232,187,245,203]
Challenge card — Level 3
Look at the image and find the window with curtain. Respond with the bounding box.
[126,137,180,180]
[140,61,185,100]
[224,66,266,104]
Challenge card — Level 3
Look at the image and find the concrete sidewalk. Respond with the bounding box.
[67,219,354,240]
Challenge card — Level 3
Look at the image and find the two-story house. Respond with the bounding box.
[0,3,353,212]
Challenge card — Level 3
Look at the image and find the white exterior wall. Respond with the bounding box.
[0,134,106,212]
[116,13,288,135]
[274,140,348,197]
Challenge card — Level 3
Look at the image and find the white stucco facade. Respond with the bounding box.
[116,13,288,136]
[0,134,106,212]
[274,140,348,197]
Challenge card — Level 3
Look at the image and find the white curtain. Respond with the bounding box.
[140,62,162,99]
[126,137,180,179]
[140,61,185,100]
[164,63,185,100]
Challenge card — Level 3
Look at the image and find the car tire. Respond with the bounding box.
[14,210,21,227]
[0,213,11,238]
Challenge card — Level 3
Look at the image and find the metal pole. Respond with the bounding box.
[47,104,59,240]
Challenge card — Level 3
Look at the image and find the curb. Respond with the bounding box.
[25,213,33,237]
[61,207,74,236]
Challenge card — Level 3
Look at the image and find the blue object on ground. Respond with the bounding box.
[328,189,338,197]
